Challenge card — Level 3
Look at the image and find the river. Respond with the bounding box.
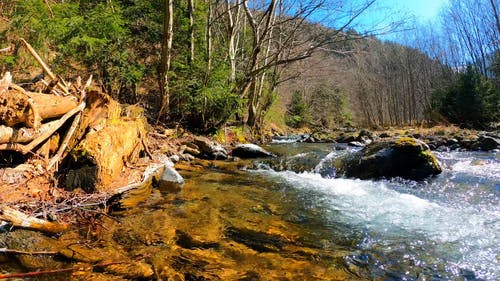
[1,143,498,280]
[250,143,499,280]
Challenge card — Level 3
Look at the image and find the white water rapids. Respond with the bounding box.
[254,149,499,280]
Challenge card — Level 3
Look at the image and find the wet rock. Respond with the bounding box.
[158,165,184,193]
[59,244,105,263]
[225,227,286,253]
[231,144,274,159]
[192,136,228,160]
[104,262,154,279]
[0,229,63,270]
[175,230,220,249]
[471,135,500,151]
[338,137,442,180]
[378,132,391,138]
[306,132,336,143]
[335,133,356,143]
[358,129,375,140]
[348,141,366,147]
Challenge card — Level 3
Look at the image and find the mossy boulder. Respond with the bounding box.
[338,137,442,180]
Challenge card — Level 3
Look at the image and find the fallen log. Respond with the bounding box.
[0,102,85,154]
[0,206,69,233]
[0,88,78,128]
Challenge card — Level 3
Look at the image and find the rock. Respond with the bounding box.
[471,135,500,151]
[231,144,274,158]
[169,154,180,163]
[183,144,201,156]
[338,137,442,180]
[192,136,228,160]
[104,262,154,279]
[157,165,184,193]
[0,229,64,270]
[336,134,356,143]
[379,132,391,138]
[358,129,374,139]
[348,141,366,147]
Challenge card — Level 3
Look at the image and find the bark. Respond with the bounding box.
[204,0,212,86]
[158,0,174,120]
[65,91,146,192]
[491,0,500,35]
[0,89,78,128]
[188,0,195,65]
[226,0,241,83]
[0,102,85,154]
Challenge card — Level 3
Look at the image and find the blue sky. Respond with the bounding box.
[380,0,449,21]
[350,0,449,36]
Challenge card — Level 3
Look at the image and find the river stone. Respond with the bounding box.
[158,165,184,193]
[338,137,442,180]
[231,144,274,158]
[192,136,228,160]
[471,135,500,151]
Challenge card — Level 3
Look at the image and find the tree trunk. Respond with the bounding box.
[226,0,240,84]
[65,91,146,192]
[188,0,195,65]
[204,0,212,86]
[158,0,174,120]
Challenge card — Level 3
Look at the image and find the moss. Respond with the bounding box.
[421,150,442,172]
[394,137,419,147]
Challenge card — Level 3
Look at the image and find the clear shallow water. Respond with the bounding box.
[253,144,499,280]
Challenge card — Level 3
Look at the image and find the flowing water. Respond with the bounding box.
[1,143,498,280]
[250,143,499,280]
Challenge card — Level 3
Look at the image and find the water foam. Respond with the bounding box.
[253,168,500,279]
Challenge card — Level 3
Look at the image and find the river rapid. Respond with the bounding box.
[253,143,499,280]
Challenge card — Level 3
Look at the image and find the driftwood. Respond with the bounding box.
[0,102,85,154]
[0,87,78,128]
[0,206,69,233]
[0,39,153,236]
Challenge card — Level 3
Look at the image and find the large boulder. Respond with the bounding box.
[337,137,442,180]
[231,144,274,158]
[471,135,499,151]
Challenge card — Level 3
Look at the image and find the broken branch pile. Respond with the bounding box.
[0,39,153,233]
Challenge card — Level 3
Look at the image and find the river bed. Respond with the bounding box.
[1,143,498,280]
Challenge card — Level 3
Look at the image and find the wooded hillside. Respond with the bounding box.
[0,0,499,132]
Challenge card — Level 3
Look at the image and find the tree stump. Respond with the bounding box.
[64,90,147,192]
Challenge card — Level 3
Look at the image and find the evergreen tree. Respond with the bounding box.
[434,65,500,128]
[286,91,310,128]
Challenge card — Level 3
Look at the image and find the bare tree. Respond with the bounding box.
[158,0,174,120]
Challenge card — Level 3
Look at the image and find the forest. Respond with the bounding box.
[0,0,499,134]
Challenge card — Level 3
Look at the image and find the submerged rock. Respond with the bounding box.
[231,143,274,158]
[338,137,442,180]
